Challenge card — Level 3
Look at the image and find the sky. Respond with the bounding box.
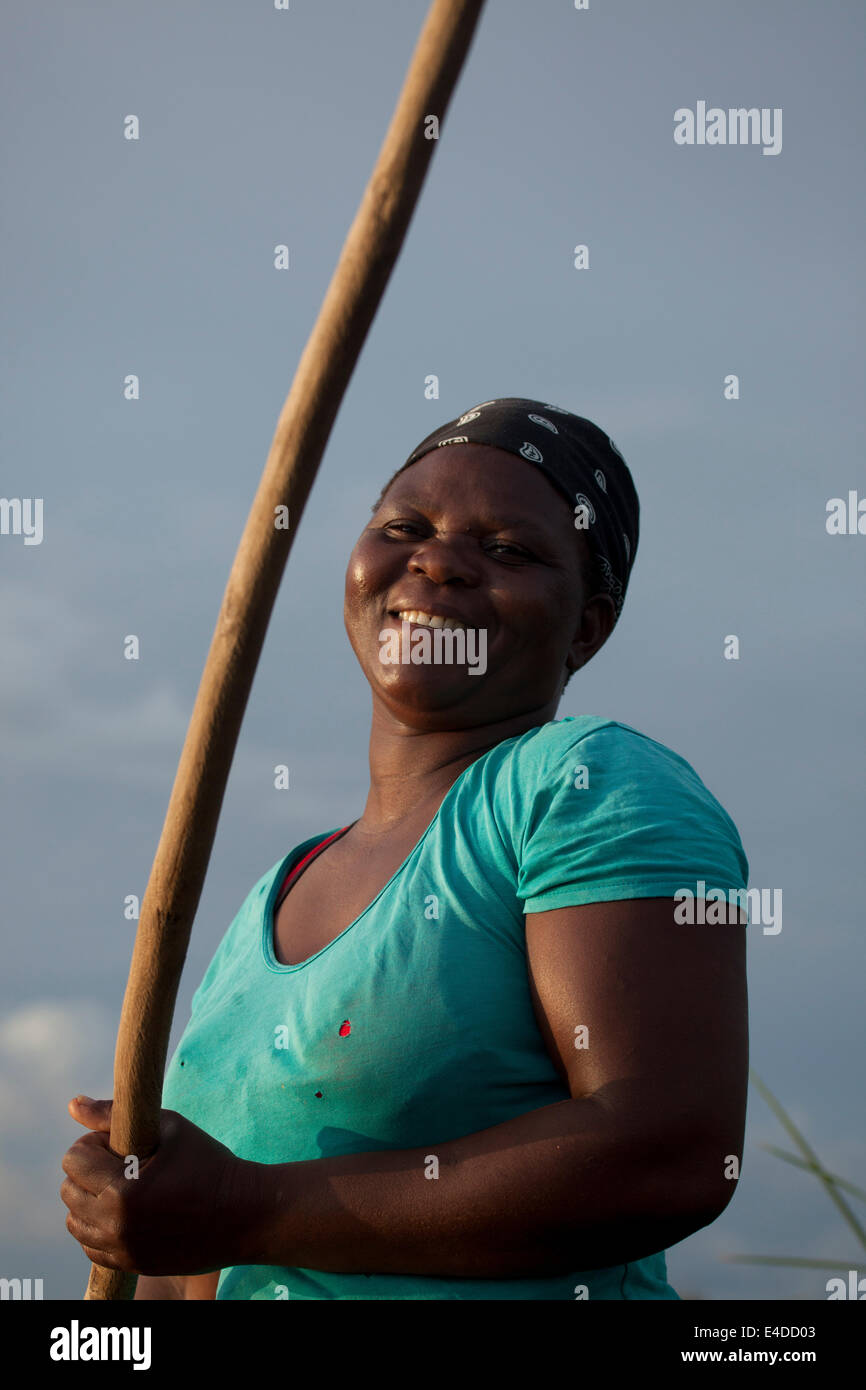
[1,0,864,1302]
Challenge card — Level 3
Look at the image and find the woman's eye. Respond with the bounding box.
[487,542,530,558]
[381,525,531,559]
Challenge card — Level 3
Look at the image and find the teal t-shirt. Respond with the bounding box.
[162,715,749,1299]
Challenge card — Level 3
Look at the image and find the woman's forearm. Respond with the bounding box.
[134,1274,183,1299]
[240,1094,729,1279]
[134,1272,219,1299]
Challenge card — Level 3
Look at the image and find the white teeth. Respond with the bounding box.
[396,609,466,631]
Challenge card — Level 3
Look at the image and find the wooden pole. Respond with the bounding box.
[85,0,487,1300]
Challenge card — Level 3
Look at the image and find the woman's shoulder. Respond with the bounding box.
[486,715,743,838]
[493,714,700,779]
[484,717,749,903]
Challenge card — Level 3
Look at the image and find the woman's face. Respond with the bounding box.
[344,443,609,728]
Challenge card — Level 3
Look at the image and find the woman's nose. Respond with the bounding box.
[405,533,480,584]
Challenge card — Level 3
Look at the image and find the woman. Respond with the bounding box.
[62,396,749,1300]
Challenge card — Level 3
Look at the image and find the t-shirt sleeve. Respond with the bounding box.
[514,721,749,913]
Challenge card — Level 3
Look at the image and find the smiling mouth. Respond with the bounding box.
[387,609,467,631]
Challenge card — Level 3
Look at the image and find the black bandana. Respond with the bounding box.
[396,397,640,619]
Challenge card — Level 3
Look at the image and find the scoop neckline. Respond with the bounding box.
[259,718,576,972]
[260,753,480,974]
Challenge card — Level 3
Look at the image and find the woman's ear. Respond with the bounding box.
[567,593,617,676]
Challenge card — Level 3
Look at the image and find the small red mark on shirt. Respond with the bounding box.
[315,1091,323,1098]
[339,1020,351,1036]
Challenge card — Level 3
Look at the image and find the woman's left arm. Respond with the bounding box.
[62,897,747,1278]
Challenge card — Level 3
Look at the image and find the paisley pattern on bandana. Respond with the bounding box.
[397,397,640,621]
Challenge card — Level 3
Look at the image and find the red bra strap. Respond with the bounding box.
[276,826,351,904]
